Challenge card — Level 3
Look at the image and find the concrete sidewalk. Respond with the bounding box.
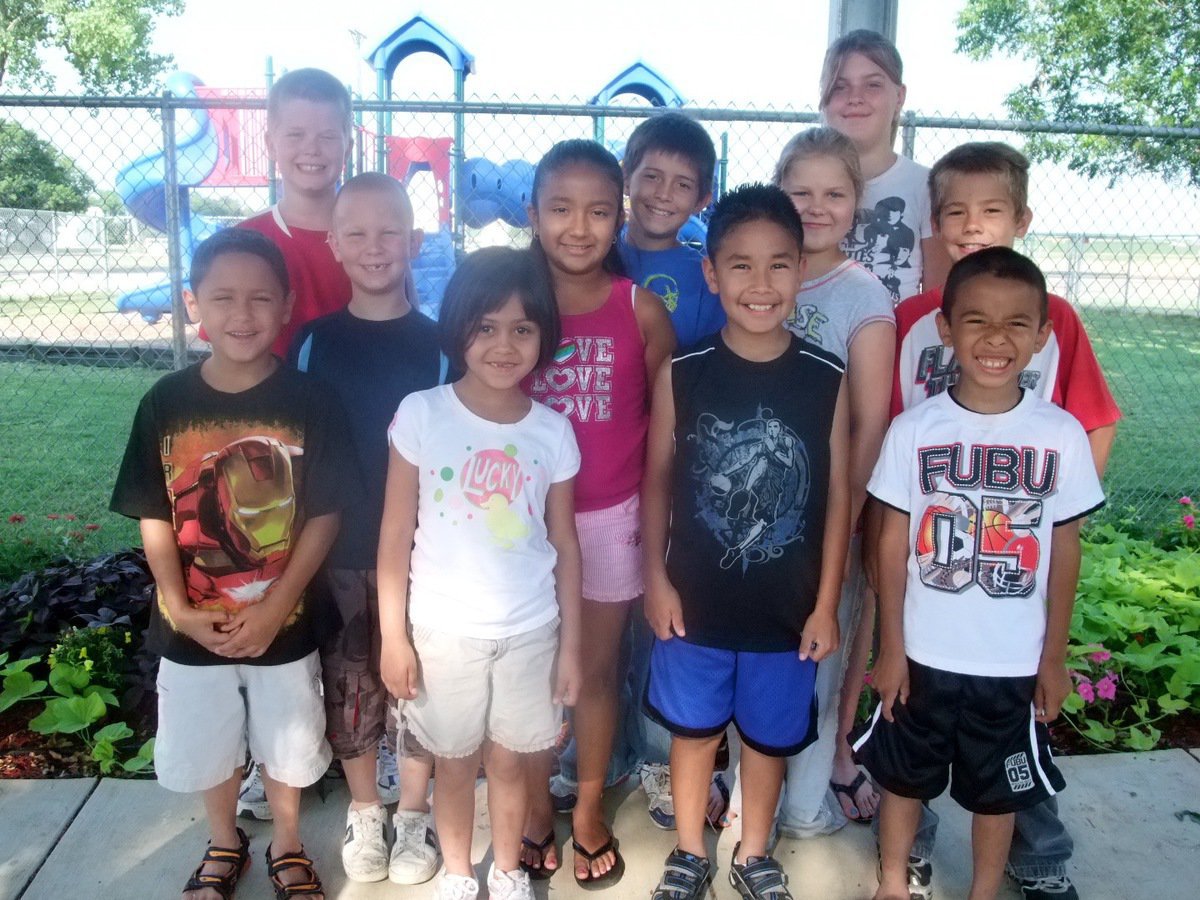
[2,749,1198,899]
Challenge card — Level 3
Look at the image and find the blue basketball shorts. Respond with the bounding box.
[644,637,818,757]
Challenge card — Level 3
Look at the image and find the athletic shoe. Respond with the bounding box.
[1011,874,1079,899]
[548,772,578,813]
[389,809,440,884]
[486,863,535,900]
[907,855,934,900]
[651,847,712,900]
[640,763,676,829]
[342,803,389,882]
[377,736,400,805]
[434,870,479,900]
[728,842,793,899]
[235,762,272,821]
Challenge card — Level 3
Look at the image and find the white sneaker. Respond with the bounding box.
[434,870,479,900]
[640,763,676,829]
[236,762,272,820]
[376,736,400,805]
[342,802,389,882]
[389,809,441,884]
[487,863,535,900]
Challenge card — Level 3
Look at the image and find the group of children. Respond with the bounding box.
[110,27,1120,900]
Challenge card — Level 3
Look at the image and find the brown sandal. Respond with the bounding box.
[265,844,324,898]
[182,827,250,899]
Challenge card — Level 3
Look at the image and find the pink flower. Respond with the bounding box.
[863,671,873,685]
[1096,673,1119,701]
[64,514,77,521]
[7,514,25,524]
[1185,514,1196,530]
[1089,649,1111,663]
[1078,681,1097,703]
[1181,496,1193,506]
[46,513,59,520]
[84,523,101,532]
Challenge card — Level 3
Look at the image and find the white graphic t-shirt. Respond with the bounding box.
[389,384,581,638]
[842,154,933,303]
[868,391,1105,677]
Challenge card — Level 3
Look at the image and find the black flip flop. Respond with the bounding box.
[830,771,875,824]
[519,830,557,881]
[572,829,624,890]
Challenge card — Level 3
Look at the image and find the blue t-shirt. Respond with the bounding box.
[618,239,726,349]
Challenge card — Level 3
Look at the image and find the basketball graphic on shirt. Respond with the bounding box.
[978,498,1042,597]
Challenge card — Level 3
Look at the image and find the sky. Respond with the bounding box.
[144,0,1029,115]
[16,0,1200,236]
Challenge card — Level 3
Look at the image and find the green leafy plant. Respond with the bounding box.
[1060,519,1200,751]
[48,625,132,694]
[0,649,153,775]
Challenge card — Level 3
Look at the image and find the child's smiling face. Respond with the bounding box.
[625,149,709,250]
[822,51,905,152]
[703,218,803,339]
[529,162,623,278]
[778,154,857,261]
[935,171,1032,263]
[265,98,350,197]
[936,272,1050,411]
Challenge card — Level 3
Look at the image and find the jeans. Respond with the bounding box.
[909,795,1073,878]
[777,538,865,837]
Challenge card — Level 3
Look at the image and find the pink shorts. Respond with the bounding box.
[576,493,644,603]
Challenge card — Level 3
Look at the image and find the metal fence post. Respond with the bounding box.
[161,91,188,371]
[901,110,916,159]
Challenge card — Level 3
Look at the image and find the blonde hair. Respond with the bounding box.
[928,142,1030,218]
[818,29,905,143]
[773,127,865,206]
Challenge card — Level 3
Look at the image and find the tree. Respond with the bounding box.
[957,0,1200,185]
[0,0,183,94]
[0,120,95,210]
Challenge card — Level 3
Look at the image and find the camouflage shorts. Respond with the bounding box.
[320,569,430,761]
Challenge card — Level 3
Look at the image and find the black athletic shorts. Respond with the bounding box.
[850,659,1065,815]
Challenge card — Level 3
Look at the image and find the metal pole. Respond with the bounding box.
[901,110,916,159]
[376,70,388,173]
[453,69,466,255]
[162,92,188,371]
[266,57,277,206]
[718,132,728,200]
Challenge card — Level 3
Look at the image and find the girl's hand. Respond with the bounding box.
[554,643,581,707]
[1034,659,1072,723]
[798,607,840,662]
[381,637,419,700]
[872,648,909,723]
[219,599,290,658]
[644,574,685,640]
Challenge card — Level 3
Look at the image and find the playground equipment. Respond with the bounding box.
[115,15,709,322]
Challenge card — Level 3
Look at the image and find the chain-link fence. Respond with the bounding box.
[2,92,1199,551]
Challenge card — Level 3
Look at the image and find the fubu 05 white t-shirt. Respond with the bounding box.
[389,384,581,638]
[867,391,1105,677]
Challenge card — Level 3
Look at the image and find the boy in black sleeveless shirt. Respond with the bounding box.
[643,184,851,900]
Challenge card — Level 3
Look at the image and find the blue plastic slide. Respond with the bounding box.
[116,72,223,322]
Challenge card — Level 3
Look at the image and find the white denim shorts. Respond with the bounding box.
[402,619,561,758]
[155,651,331,793]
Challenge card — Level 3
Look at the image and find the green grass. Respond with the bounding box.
[1,307,1198,576]
[1079,308,1200,520]
[0,362,156,559]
